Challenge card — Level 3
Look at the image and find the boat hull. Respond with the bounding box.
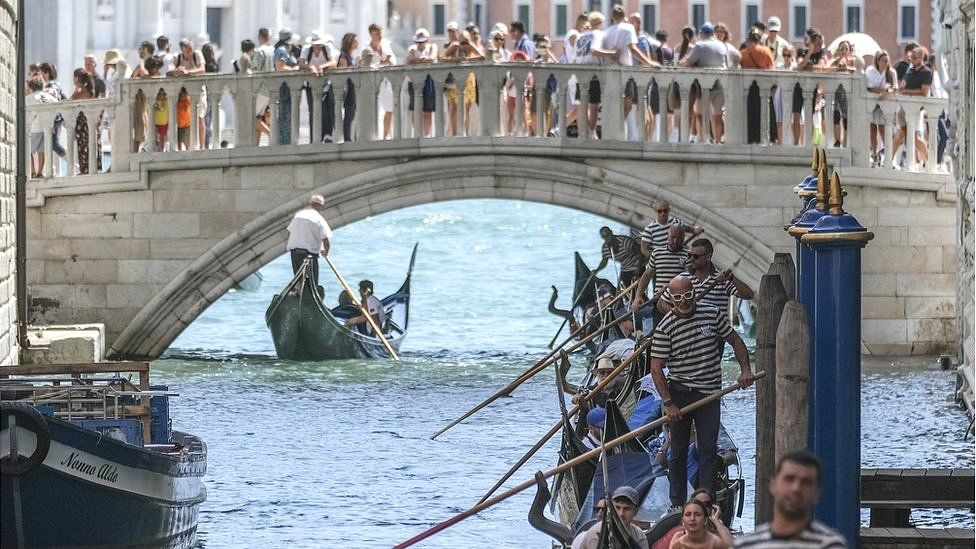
[266,244,416,361]
[266,280,404,360]
[1,412,206,549]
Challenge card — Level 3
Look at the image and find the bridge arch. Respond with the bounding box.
[109,155,773,358]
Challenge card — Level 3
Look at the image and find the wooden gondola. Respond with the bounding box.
[265,244,418,360]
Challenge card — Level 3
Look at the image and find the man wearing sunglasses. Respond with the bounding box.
[657,238,754,320]
[639,200,703,258]
[649,276,756,509]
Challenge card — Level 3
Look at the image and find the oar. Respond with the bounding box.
[476,338,651,504]
[393,372,765,549]
[546,269,600,349]
[323,256,400,361]
[430,279,639,440]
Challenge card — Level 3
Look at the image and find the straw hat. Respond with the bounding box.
[103,49,124,66]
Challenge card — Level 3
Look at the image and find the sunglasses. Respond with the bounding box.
[673,290,695,302]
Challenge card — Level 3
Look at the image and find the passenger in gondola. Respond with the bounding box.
[667,499,730,549]
[571,357,628,407]
[345,280,386,337]
[570,498,607,549]
[653,489,733,549]
[596,226,644,289]
[593,307,637,358]
[578,486,650,549]
[285,194,333,288]
[581,406,606,450]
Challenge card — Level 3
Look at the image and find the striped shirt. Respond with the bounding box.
[734,521,847,548]
[647,246,689,295]
[639,216,685,249]
[602,235,643,273]
[650,304,732,391]
[661,266,739,318]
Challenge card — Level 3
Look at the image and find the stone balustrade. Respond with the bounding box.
[25,62,949,184]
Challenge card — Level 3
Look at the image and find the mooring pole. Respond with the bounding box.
[801,172,873,547]
[14,0,28,351]
[787,158,829,439]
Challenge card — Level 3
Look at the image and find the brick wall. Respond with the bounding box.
[0,0,18,365]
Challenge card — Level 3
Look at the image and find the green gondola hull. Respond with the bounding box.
[265,245,417,360]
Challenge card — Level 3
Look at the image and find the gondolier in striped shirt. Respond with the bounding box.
[630,225,689,332]
[596,227,643,288]
[638,200,703,257]
[286,194,333,287]
[658,238,754,320]
[649,275,756,508]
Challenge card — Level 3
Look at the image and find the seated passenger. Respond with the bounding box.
[579,486,649,549]
[344,280,386,336]
[582,406,606,450]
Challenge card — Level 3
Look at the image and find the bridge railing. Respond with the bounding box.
[25,63,948,181]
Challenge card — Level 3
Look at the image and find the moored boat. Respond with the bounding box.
[0,362,206,549]
[265,243,418,360]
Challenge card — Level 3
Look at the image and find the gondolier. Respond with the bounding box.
[596,227,643,288]
[286,194,333,287]
[657,238,754,319]
[649,276,755,509]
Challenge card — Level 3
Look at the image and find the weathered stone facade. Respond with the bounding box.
[940,0,975,369]
[0,1,18,365]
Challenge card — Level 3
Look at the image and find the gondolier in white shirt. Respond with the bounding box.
[286,194,333,288]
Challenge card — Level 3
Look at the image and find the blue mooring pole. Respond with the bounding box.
[801,171,874,547]
[787,149,828,444]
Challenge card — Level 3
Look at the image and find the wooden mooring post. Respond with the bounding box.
[766,252,796,300]
[754,272,789,524]
[775,300,810,459]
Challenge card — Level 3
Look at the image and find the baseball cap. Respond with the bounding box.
[612,485,640,506]
[700,23,714,35]
[279,28,293,42]
[767,16,782,31]
[446,21,459,32]
[414,28,430,42]
[586,407,606,429]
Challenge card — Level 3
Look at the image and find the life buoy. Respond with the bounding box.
[0,402,51,476]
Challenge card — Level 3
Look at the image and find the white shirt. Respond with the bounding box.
[407,43,438,63]
[368,39,397,67]
[602,22,638,66]
[865,65,898,91]
[286,208,333,252]
[27,91,58,133]
[562,29,580,63]
[575,29,604,65]
[159,51,176,77]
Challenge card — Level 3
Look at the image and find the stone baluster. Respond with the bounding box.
[758,82,771,145]
[268,87,279,146]
[88,111,99,170]
[634,76,648,143]
[235,80,256,148]
[602,72,623,141]
[925,108,938,174]
[534,74,547,138]
[290,83,302,145]
[308,81,321,145]
[188,89,201,150]
[724,72,743,146]
[579,73,593,141]
[65,111,76,174]
[393,78,406,140]
[213,89,224,148]
[359,72,378,142]
[112,88,131,169]
[166,86,179,152]
[904,105,919,171]
[847,76,870,168]
[677,76,691,144]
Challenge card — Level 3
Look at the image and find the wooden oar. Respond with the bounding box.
[476,338,651,504]
[323,256,400,361]
[546,269,600,349]
[393,372,765,549]
[430,279,639,440]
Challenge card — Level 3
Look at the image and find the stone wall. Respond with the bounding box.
[940,0,975,368]
[0,1,17,365]
[23,150,957,359]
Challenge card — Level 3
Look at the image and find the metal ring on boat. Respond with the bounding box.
[1,402,51,476]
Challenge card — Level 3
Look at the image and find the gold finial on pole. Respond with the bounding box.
[815,164,829,211]
[810,147,820,174]
[828,172,845,215]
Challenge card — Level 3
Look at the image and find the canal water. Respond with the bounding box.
[155,200,973,548]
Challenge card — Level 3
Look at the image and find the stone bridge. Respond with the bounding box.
[23,64,956,359]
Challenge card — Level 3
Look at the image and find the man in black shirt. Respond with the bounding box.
[796,30,827,70]
[892,45,932,167]
[894,41,918,81]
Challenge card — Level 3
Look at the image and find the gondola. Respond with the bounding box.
[548,253,620,352]
[532,355,744,548]
[265,243,418,360]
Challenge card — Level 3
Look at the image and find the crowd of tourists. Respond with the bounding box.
[26,4,950,177]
